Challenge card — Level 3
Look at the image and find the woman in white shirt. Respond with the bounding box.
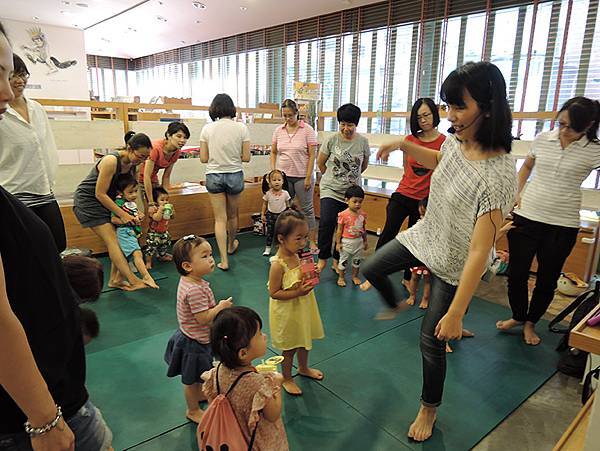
[200,94,251,271]
[0,54,64,251]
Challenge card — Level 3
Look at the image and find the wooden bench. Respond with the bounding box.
[60,183,264,255]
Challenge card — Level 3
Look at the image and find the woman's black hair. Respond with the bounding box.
[165,121,190,139]
[558,97,600,143]
[261,169,289,194]
[441,61,512,153]
[80,307,100,339]
[337,103,361,126]
[124,132,152,150]
[344,184,365,199]
[115,173,137,193]
[12,54,29,76]
[152,185,169,202]
[274,209,306,244]
[410,98,440,137]
[211,306,263,369]
[281,98,299,120]
[209,93,236,121]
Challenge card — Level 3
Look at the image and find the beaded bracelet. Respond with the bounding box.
[24,405,62,437]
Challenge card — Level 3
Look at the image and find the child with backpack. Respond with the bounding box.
[199,306,288,451]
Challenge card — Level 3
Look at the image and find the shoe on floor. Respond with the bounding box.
[263,246,271,256]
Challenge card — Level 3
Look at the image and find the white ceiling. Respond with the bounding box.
[0,0,383,59]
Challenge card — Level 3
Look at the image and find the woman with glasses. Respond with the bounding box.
[497,96,600,345]
[271,99,319,252]
[73,132,153,291]
[0,54,65,251]
[361,98,445,291]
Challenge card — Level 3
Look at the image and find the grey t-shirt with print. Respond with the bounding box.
[319,133,371,202]
[397,135,517,286]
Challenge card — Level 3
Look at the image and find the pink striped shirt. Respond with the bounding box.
[272,121,318,178]
[176,277,215,344]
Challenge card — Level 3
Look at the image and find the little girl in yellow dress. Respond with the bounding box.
[268,210,325,396]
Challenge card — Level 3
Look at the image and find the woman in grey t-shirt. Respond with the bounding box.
[316,104,370,273]
[363,62,516,442]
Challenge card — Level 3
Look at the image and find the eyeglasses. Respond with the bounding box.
[417,112,432,121]
[557,122,574,131]
[10,73,30,82]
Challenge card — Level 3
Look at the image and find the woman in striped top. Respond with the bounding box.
[0,54,64,251]
[498,97,600,346]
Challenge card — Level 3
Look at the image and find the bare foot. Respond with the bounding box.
[359,281,371,291]
[128,281,149,291]
[408,405,437,442]
[227,239,239,255]
[352,276,362,286]
[406,295,416,306]
[185,408,204,424]
[462,329,475,338]
[298,368,324,381]
[142,275,159,289]
[523,321,541,346]
[145,262,152,270]
[317,259,327,273]
[418,299,429,309]
[282,379,302,396]
[108,280,129,290]
[337,278,346,287]
[217,262,229,271]
[375,304,407,321]
[445,343,453,353]
[332,260,339,273]
[496,318,523,331]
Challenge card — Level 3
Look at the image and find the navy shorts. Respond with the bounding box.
[205,171,245,195]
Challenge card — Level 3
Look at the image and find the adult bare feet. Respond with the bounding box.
[317,259,327,273]
[186,408,204,424]
[375,304,406,321]
[359,280,371,291]
[496,318,523,331]
[445,343,453,353]
[352,276,362,286]
[462,329,475,338]
[408,405,437,442]
[107,280,129,290]
[282,379,302,396]
[418,299,429,309]
[523,321,541,345]
[406,295,416,306]
[337,277,346,287]
[298,367,324,380]
[128,281,149,291]
[142,275,159,289]
[227,239,239,255]
[217,262,229,271]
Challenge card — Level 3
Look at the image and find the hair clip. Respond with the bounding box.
[182,234,197,241]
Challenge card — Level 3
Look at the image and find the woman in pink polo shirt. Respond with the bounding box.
[271,99,319,250]
[139,121,190,209]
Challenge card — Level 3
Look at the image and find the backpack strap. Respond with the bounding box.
[548,282,600,333]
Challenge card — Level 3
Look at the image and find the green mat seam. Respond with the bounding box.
[123,421,193,450]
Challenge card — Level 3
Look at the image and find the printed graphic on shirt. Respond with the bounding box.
[331,144,362,186]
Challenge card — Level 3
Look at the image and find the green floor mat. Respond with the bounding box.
[313,299,560,450]
[127,377,408,451]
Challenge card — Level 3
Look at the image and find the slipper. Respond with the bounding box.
[298,370,324,381]
[227,239,240,255]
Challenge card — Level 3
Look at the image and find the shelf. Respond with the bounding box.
[570,303,600,355]
[553,393,594,451]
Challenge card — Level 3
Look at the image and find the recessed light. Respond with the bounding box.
[128,27,137,32]
[240,6,247,11]
[101,37,111,43]
[75,2,89,7]
[73,24,80,28]
[192,1,206,8]
[180,40,186,44]
[156,15,167,22]
[32,16,39,20]
[195,20,201,24]
[61,1,70,6]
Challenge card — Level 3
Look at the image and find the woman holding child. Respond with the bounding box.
[364,61,517,442]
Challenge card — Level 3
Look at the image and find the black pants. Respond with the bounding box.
[317,197,347,261]
[265,211,280,247]
[30,201,67,253]
[376,192,421,280]
[507,214,579,324]
[362,239,455,407]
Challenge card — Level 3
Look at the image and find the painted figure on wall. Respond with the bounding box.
[21,27,77,74]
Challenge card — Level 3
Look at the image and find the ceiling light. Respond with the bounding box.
[61,1,70,5]
[32,16,39,20]
[128,27,137,32]
[195,20,201,24]
[101,37,111,43]
[75,2,89,7]
[156,15,167,22]
[240,6,247,11]
[192,1,206,8]
[180,40,186,44]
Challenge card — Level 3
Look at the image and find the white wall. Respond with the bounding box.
[3,19,88,100]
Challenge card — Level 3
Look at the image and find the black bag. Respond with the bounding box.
[582,365,600,404]
[548,281,600,378]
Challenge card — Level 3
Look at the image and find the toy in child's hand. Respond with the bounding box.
[163,203,173,220]
[587,311,600,327]
[256,356,284,373]
[298,249,319,286]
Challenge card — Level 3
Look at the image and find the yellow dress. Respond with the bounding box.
[269,255,325,351]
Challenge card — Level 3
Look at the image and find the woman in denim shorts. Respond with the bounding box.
[200,94,251,270]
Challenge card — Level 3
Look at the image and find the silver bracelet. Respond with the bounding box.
[24,405,62,437]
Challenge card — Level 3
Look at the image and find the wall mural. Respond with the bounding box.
[22,27,77,75]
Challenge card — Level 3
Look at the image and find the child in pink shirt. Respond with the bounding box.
[335,185,368,287]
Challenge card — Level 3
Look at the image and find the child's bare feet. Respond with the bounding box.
[496,318,523,331]
[298,367,324,381]
[337,277,346,287]
[445,343,453,353]
[186,408,204,424]
[359,280,371,291]
[352,276,362,286]
[523,321,541,345]
[282,379,302,396]
[418,299,429,309]
[142,275,159,289]
[406,295,416,306]
[408,405,437,442]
